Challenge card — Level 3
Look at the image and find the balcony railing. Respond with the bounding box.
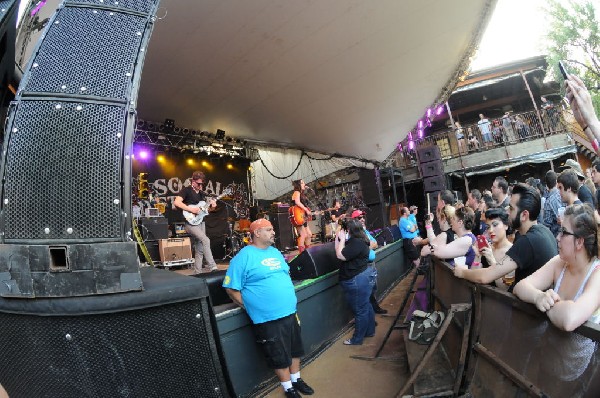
[395,107,569,169]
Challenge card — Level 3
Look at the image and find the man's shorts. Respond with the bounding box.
[252,313,305,369]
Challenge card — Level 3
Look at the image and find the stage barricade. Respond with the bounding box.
[430,257,600,397]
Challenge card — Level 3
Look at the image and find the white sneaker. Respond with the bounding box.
[208,265,218,272]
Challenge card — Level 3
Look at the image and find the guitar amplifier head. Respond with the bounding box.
[145,207,160,217]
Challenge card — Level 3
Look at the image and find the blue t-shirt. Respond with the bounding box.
[223,245,297,324]
[364,228,376,261]
[399,217,418,239]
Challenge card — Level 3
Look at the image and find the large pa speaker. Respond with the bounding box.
[269,212,295,251]
[289,242,341,280]
[364,203,386,230]
[359,168,383,205]
[417,145,441,163]
[0,1,162,297]
[419,159,444,178]
[424,175,446,192]
[0,267,232,397]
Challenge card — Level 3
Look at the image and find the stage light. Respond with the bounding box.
[418,120,423,129]
[227,164,233,169]
[157,154,166,163]
[164,118,175,133]
[201,160,209,167]
[187,158,195,166]
[138,173,149,199]
[139,150,149,159]
[215,129,226,140]
[426,108,432,118]
[436,105,444,115]
[418,129,423,139]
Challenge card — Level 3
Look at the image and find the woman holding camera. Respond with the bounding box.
[420,205,456,261]
[335,218,376,345]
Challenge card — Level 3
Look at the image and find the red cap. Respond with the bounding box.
[351,210,364,218]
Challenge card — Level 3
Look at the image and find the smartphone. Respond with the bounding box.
[558,60,568,80]
[476,235,489,250]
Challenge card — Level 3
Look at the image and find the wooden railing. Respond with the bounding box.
[395,107,571,169]
[427,257,600,397]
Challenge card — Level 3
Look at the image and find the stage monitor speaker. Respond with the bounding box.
[417,145,441,163]
[139,216,169,241]
[289,242,341,280]
[0,268,232,397]
[359,168,383,205]
[159,238,193,263]
[138,240,161,264]
[424,175,446,192]
[420,160,444,178]
[269,212,295,251]
[389,225,402,241]
[193,270,233,307]
[0,1,162,297]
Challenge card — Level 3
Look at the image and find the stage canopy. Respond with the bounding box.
[17,0,497,199]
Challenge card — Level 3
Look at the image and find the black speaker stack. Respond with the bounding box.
[289,242,341,280]
[138,216,169,263]
[0,0,164,298]
[418,146,446,203]
[269,203,295,251]
[358,168,387,230]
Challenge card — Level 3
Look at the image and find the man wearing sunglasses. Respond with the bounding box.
[174,171,218,274]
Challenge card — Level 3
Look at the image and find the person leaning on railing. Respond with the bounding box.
[420,205,456,264]
[513,204,600,332]
[565,74,600,155]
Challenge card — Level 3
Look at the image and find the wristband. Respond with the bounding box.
[592,138,599,153]
[472,261,481,268]
[425,224,432,230]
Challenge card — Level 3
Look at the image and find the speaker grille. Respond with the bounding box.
[3,100,123,241]
[0,300,227,397]
[22,7,147,99]
[65,0,156,14]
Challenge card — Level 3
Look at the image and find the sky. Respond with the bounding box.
[470,0,547,71]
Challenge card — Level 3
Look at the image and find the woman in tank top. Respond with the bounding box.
[514,204,600,331]
[428,206,477,267]
[420,204,456,264]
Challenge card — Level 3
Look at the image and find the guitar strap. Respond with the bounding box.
[133,218,154,266]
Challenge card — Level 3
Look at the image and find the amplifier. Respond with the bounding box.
[270,202,290,213]
[159,238,193,263]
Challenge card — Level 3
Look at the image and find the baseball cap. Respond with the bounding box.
[351,210,364,218]
[249,218,273,234]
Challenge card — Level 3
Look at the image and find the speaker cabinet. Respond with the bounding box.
[364,203,386,230]
[359,168,383,205]
[159,238,192,263]
[420,160,444,178]
[424,175,446,192]
[139,240,161,264]
[139,216,170,240]
[289,242,341,280]
[417,145,442,163]
[192,270,232,307]
[0,268,232,397]
[269,212,295,251]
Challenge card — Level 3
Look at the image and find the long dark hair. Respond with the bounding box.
[345,219,369,245]
[292,179,303,192]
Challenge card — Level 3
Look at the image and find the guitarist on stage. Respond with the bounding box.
[291,179,313,253]
[174,171,218,274]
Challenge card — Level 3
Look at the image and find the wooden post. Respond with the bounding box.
[520,69,549,150]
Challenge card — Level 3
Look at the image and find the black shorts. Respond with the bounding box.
[403,238,419,261]
[252,313,305,369]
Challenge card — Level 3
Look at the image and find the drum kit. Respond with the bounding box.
[221,218,252,260]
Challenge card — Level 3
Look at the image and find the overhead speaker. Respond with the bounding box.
[424,175,446,192]
[420,159,444,178]
[0,268,232,397]
[289,242,341,280]
[0,1,162,297]
[417,145,442,163]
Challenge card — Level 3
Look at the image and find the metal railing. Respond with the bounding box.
[395,107,569,168]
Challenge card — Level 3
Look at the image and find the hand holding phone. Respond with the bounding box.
[558,60,568,80]
[476,235,489,250]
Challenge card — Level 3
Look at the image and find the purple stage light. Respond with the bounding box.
[139,150,149,159]
[418,129,423,139]
[408,140,415,150]
[426,108,432,118]
[397,142,403,151]
[436,105,444,115]
[418,120,423,129]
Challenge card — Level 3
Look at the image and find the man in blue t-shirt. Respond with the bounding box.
[223,219,314,398]
[399,207,420,266]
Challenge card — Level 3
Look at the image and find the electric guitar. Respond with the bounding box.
[289,206,334,227]
[183,188,232,225]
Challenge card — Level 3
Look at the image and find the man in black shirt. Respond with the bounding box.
[454,183,557,291]
[174,171,218,274]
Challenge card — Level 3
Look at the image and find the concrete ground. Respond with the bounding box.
[263,270,417,398]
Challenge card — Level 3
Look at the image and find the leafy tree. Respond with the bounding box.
[544,0,600,114]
